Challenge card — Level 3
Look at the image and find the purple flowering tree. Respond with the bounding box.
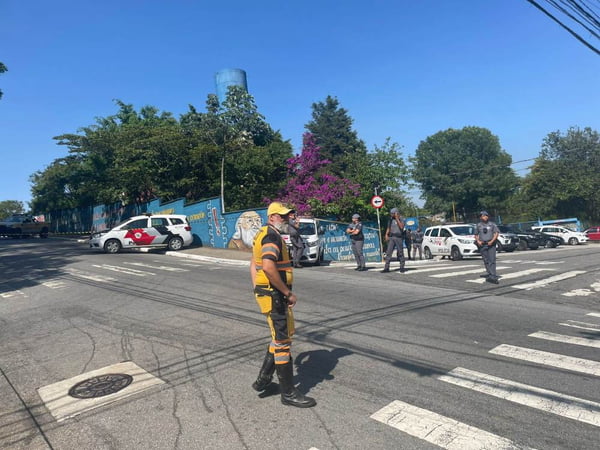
[274,133,360,216]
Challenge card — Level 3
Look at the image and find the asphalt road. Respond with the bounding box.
[1,238,599,449]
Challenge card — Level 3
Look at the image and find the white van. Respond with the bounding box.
[422,224,480,261]
[530,225,588,245]
[282,217,324,265]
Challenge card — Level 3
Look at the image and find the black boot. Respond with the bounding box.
[276,361,316,408]
[252,349,275,392]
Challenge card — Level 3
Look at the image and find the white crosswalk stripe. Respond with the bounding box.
[559,320,600,332]
[371,400,534,449]
[64,268,116,282]
[529,330,600,348]
[430,266,510,278]
[123,262,189,272]
[42,280,67,289]
[512,271,586,290]
[0,289,27,298]
[587,312,600,318]
[92,264,154,276]
[438,367,600,427]
[489,344,600,376]
[467,268,554,284]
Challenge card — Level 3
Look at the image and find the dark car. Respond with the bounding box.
[497,225,541,250]
[527,229,562,248]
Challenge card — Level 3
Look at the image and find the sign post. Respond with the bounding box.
[370,194,385,262]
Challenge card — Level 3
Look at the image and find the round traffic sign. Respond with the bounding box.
[370,195,384,209]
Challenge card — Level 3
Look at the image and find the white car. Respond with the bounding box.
[530,225,588,245]
[281,217,324,265]
[422,224,480,261]
[89,214,193,253]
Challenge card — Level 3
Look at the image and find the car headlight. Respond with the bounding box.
[457,238,473,244]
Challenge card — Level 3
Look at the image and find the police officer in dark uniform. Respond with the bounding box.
[250,202,316,408]
[382,208,406,273]
[346,213,366,271]
[475,211,500,284]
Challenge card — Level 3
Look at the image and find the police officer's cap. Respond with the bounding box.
[390,208,399,214]
[352,214,360,219]
[479,210,490,217]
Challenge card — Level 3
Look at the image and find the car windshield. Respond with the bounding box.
[299,223,316,235]
[450,225,475,236]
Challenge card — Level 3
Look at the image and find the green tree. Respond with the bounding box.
[180,86,291,210]
[521,126,600,222]
[411,126,519,221]
[0,200,24,218]
[305,96,367,177]
[0,62,6,100]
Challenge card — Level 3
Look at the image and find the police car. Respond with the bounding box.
[421,224,480,261]
[89,214,194,253]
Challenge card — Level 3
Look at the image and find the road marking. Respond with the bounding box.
[489,344,600,376]
[42,280,67,289]
[467,268,554,284]
[0,289,27,298]
[401,264,474,274]
[371,400,535,449]
[587,312,600,318]
[123,262,189,272]
[430,267,510,278]
[529,331,600,348]
[92,264,154,276]
[512,271,586,290]
[64,268,116,282]
[559,320,600,332]
[439,367,600,427]
[563,281,600,297]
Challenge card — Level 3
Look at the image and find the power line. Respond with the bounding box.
[526,0,600,55]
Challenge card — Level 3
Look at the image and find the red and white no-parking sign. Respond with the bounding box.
[370,195,384,209]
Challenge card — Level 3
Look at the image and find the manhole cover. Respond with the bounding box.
[68,373,134,399]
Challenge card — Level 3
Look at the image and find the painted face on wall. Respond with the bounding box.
[232,211,263,247]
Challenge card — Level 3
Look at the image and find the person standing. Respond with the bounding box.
[404,226,413,260]
[381,208,406,273]
[250,201,316,408]
[475,211,500,284]
[288,211,304,268]
[412,227,424,260]
[346,213,366,271]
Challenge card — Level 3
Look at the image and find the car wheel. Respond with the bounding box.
[424,247,433,260]
[495,242,503,252]
[529,244,539,250]
[167,236,184,251]
[518,240,528,251]
[450,246,462,261]
[103,239,122,254]
[545,240,556,248]
[568,237,578,245]
[505,247,515,252]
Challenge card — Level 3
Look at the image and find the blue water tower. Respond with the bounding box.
[215,68,248,104]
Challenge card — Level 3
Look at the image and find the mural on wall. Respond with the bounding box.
[319,220,381,262]
[228,210,263,250]
[48,196,388,262]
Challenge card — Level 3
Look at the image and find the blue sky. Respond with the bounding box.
[1,0,598,208]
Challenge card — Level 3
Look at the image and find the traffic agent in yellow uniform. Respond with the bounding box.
[250,202,316,408]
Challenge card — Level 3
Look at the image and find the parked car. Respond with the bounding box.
[497,225,541,250]
[531,225,589,245]
[281,216,325,265]
[528,229,562,248]
[89,214,193,254]
[584,226,600,241]
[495,228,519,252]
[422,224,480,261]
